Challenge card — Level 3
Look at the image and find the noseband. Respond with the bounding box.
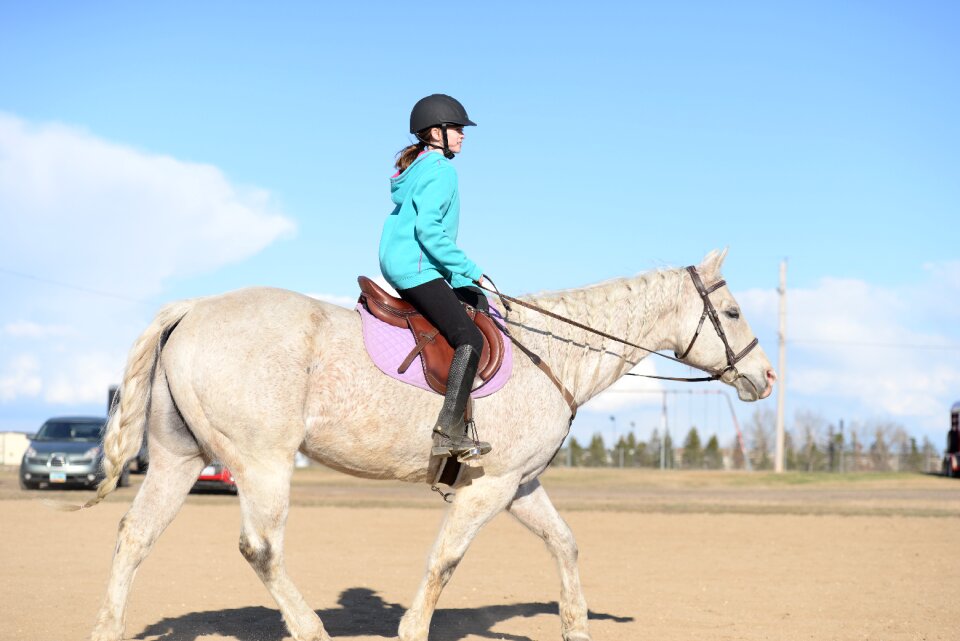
[675,266,760,396]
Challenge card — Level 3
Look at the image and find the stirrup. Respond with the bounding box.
[431,440,483,461]
[431,430,486,462]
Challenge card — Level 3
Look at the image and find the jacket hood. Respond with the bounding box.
[391,151,445,205]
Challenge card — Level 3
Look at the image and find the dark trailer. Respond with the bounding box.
[944,401,960,477]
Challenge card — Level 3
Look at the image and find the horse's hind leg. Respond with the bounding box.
[398,473,521,641]
[507,479,591,641]
[92,369,205,641]
[234,458,330,641]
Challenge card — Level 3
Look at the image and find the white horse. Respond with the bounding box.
[87,249,775,641]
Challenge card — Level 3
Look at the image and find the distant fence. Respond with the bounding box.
[551,442,944,473]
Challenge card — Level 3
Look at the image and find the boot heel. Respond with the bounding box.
[432,445,453,457]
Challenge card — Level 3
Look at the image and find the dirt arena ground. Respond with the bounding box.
[1,466,956,641]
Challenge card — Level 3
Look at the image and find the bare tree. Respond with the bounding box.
[729,435,746,470]
[921,437,938,473]
[784,430,797,470]
[748,407,775,470]
[647,429,662,468]
[890,424,911,472]
[869,422,893,472]
[849,422,865,472]
[795,410,826,472]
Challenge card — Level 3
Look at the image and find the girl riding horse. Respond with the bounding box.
[378,94,491,462]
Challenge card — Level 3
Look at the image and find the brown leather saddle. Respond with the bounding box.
[357,276,505,394]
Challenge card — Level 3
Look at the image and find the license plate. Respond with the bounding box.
[201,466,216,476]
[50,471,67,483]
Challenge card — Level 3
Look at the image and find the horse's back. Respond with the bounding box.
[158,287,353,450]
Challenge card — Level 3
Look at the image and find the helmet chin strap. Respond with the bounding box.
[440,124,454,159]
[417,124,456,159]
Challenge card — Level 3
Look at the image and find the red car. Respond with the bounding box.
[191,461,237,494]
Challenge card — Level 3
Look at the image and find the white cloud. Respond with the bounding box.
[308,276,398,309]
[583,358,665,412]
[0,355,42,402]
[43,350,122,405]
[307,293,357,308]
[737,265,960,434]
[0,112,296,297]
[0,112,296,407]
[3,321,76,339]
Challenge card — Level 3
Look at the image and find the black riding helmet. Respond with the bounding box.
[409,94,476,159]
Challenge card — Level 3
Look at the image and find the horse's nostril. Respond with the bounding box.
[766,369,778,383]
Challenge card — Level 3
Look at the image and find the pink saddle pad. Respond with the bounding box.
[356,303,513,397]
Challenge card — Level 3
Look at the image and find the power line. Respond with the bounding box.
[0,267,148,304]
[758,336,960,351]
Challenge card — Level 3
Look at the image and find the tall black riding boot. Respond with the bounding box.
[431,344,492,461]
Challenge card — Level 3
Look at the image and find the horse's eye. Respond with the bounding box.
[725,308,740,320]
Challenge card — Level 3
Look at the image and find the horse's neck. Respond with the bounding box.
[515,268,684,407]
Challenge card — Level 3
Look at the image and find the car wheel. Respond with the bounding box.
[118,468,131,488]
[19,476,39,490]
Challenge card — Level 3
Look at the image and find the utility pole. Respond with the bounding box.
[774,260,787,473]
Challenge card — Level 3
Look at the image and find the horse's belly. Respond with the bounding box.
[300,323,443,483]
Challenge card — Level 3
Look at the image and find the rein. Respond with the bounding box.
[479,266,760,394]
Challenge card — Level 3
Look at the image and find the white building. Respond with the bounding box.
[1,432,30,466]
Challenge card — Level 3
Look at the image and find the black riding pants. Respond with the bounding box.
[397,278,487,354]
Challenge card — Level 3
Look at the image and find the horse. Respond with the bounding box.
[86,248,775,641]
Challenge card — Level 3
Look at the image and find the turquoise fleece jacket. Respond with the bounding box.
[379,152,483,291]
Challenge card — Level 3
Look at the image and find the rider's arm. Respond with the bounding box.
[411,165,483,283]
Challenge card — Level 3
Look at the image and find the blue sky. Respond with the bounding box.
[1,1,958,449]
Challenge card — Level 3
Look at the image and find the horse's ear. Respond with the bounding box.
[699,248,729,280]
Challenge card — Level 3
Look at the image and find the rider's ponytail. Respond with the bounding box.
[394,129,432,173]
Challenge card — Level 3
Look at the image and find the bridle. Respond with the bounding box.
[670,266,760,396]
[479,265,762,405]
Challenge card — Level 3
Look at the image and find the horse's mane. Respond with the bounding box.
[522,267,685,329]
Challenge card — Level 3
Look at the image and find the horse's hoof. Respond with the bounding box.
[397,613,428,641]
[91,615,123,641]
[562,632,592,641]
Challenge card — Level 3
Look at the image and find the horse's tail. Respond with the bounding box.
[48,299,197,512]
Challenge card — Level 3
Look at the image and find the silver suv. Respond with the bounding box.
[19,416,130,490]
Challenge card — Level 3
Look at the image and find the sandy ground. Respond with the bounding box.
[0,466,957,641]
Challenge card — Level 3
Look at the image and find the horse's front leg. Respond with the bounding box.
[398,472,521,641]
[507,478,591,641]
